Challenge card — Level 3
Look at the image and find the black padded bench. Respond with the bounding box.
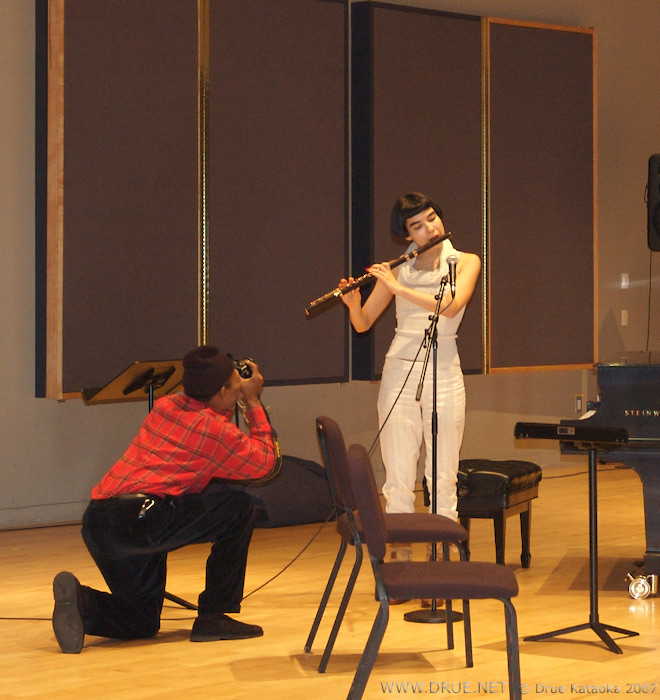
[457,459,542,568]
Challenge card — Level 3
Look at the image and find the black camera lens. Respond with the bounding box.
[234,359,252,379]
[227,353,253,379]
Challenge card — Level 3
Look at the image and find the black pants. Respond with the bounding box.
[80,485,255,640]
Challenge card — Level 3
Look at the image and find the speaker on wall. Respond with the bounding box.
[648,154,660,251]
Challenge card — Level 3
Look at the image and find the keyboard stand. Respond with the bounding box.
[514,423,638,653]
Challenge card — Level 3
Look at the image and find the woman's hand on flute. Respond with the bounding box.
[338,278,361,309]
[366,262,401,296]
[339,265,398,332]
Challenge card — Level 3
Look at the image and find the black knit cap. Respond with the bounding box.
[182,345,235,401]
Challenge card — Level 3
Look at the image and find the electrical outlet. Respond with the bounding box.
[575,394,583,413]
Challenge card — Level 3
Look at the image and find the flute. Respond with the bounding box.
[305,232,451,317]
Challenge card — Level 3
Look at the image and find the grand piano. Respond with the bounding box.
[563,353,660,581]
[514,352,660,652]
[518,352,660,589]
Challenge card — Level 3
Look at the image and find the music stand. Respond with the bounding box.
[83,359,198,611]
[82,359,183,407]
[515,422,638,653]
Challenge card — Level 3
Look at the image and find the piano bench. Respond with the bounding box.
[457,459,542,568]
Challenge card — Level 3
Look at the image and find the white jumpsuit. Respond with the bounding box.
[377,240,466,521]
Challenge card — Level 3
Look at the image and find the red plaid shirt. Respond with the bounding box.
[91,393,276,499]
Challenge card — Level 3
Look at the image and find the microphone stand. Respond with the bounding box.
[404,274,462,625]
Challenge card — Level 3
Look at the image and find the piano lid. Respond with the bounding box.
[574,352,660,445]
[596,351,660,368]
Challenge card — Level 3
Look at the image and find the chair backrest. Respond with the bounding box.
[346,443,387,562]
[316,415,358,514]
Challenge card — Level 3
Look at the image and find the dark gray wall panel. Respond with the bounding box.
[352,2,484,378]
[489,22,594,368]
[61,0,199,393]
[208,0,348,384]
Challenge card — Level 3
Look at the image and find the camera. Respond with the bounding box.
[232,357,253,379]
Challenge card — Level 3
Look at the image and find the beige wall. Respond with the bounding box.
[1,0,658,529]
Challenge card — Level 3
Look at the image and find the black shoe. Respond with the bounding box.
[52,571,85,653]
[190,613,263,642]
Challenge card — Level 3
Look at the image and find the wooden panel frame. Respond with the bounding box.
[43,0,65,398]
[40,0,87,397]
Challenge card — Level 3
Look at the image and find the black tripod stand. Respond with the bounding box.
[515,422,638,653]
[528,446,637,652]
[83,359,198,611]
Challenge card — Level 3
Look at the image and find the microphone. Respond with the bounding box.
[447,255,458,298]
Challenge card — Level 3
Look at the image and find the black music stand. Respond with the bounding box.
[82,360,183,407]
[514,422,639,653]
[404,276,462,626]
[83,359,198,611]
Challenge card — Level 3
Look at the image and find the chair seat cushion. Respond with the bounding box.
[337,512,468,545]
[381,560,519,600]
[458,459,542,512]
[383,513,467,544]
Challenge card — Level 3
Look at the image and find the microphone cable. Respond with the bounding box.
[241,510,335,601]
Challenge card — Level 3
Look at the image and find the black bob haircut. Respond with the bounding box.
[390,192,443,241]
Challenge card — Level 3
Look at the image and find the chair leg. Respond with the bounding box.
[440,543,455,651]
[456,540,469,561]
[445,599,454,650]
[462,599,473,668]
[347,598,389,700]
[502,598,522,700]
[459,515,471,560]
[520,503,532,568]
[494,511,506,565]
[305,539,348,652]
[318,541,363,673]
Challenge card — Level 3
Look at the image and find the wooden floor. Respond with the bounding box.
[1,463,659,699]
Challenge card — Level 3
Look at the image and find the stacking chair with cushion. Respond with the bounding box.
[345,443,521,700]
[305,415,468,673]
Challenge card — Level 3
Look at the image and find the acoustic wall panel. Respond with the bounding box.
[36,2,594,399]
[38,0,199,397]
[208,0,348,385]
[351,6,595,376]
[36,0,348,397]
[352,2,484,378]
[488,21,595,369]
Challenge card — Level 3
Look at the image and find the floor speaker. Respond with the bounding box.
[648,154,660,251]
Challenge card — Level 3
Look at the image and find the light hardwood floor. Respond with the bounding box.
[1,463,659,699]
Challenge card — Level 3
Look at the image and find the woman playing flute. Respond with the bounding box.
[339,192,481,570]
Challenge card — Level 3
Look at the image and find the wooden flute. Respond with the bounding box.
[305,232,451,317]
